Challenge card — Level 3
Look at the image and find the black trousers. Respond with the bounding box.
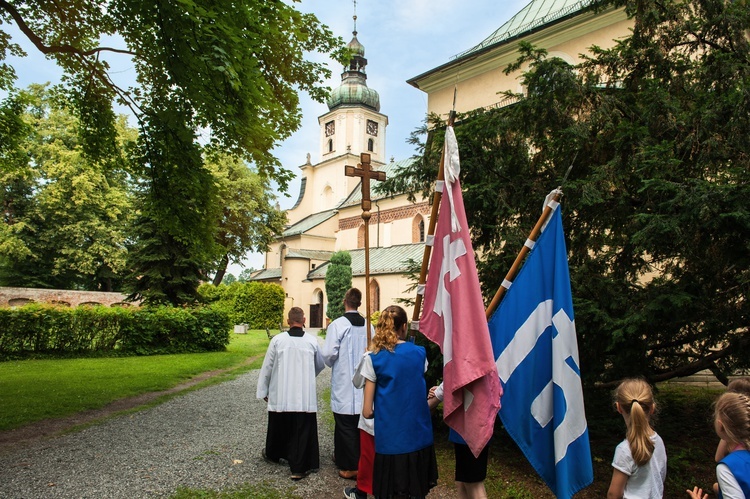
[265,411,319,474]
[333,412,360,470]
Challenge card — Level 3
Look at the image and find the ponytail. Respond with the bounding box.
[614,378,656,466]
[715,392,750,450]
[370,305,407,353]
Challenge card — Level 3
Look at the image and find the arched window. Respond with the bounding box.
[412,215,425,243]
[367,138,374,152]
[369,279,380,315]
[323,185,334,208]
[357,224,366,248]
[327,138,333,153]
[279,243,287,267]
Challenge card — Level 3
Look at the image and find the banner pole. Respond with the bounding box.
[485,190,563,320]
[411,111,456,329]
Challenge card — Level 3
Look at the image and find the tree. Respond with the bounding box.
[325,251,352,322]
[222,273,236,285]
[0,84,135,290]
[382,0,750,385]
[0,0,346,304]
[204,153,286,286]
[237,268,257,283]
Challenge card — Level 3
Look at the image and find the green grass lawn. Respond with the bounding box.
[0,331,272,431]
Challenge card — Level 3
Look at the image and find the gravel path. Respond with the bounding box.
[0,366,349,498]
[0,333,455,499]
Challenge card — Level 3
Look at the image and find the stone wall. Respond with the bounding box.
[0,287,137,308]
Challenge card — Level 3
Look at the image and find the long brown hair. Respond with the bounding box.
[613,378,657,466]
[370,305,407,353]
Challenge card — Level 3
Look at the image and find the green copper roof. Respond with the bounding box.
[282,210,337,237]
[305,243,424,280]
[249,267,281,281]
[327,34,380,112]
[455,0,600,59]
[285,249,334,261]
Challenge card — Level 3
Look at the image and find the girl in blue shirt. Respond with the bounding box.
[361,305,438,498]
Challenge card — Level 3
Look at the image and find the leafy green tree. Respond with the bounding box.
[0,84,135,290]
[0,0,346,304]
[325,251,352,322]
[383,0,750,385]
[222,273,236,285]
[205,153,286,286]
[237,268,256,283]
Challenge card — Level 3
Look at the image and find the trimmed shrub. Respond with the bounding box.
[0,304,230,359]
[198,281,284,329]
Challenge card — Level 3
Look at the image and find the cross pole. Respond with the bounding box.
[345,152,386,343]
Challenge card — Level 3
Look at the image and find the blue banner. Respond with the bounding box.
[489,206,593,498]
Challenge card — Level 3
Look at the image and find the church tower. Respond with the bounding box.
[288,12,389,223]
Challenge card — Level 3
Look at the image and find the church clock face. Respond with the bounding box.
[366,120,378,136]
[325,120,335,137]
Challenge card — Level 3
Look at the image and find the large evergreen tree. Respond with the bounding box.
[325,251,352,322]
[382,0,750,385]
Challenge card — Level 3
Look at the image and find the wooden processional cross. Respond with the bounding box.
[345,152,386,342]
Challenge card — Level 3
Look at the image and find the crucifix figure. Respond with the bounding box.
[345,152,386,342]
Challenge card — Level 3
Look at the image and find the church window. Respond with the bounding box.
[325,120,335,136]
[358,224,366,248]
[413,215,425,243]
[369,279,380,314]
[367,138,374,152]
[327,138,333,153]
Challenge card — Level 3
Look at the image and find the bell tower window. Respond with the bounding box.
[367,138,374,152]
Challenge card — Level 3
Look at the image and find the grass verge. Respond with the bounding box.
[0,331,272,431]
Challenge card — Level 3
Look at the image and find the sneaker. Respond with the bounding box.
[343,486,366,499]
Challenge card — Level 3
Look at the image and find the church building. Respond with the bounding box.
[251,27,430,328]
[253,0,632,328]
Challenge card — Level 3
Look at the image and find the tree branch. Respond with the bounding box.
[598,335,748,388]
[0,0,136,58]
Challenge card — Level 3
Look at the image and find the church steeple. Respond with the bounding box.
[326,3,380,112]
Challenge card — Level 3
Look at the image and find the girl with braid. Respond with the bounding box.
[688,391,750,499]
[360,305,438,498]
[607,378,667,499]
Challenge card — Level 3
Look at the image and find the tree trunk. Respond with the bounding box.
[212,254,229,286]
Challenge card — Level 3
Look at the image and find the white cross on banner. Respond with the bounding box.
[419,126,502,457]
[488,206,593,499]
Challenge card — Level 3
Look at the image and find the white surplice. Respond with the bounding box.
[256,328,325,413]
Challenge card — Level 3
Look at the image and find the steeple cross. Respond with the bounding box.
[345,153,386,212]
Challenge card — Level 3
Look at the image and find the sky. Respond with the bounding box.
[3,0,531,276]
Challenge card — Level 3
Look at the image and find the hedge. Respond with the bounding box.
[198,281,284,329]
[0,303,231,359]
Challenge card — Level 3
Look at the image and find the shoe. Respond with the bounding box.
[339,470,358,479]
[290,473,305,481]
[343,486,366,499]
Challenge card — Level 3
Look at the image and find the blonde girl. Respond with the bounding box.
[689,392,750,499]
[607,378,667,499]
[360,305,438,498]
